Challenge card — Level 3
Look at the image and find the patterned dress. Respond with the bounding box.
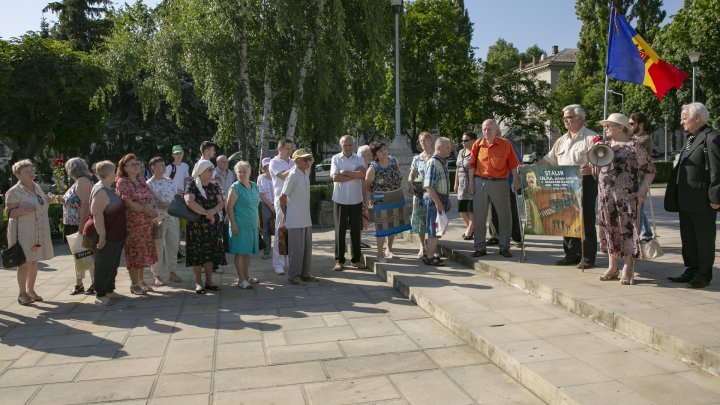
[116,177,158,268]
[370,158,411,237]
[185,181,227,267]
[410,153,429,235]
[456,149,473,201]
[597,140,656,258]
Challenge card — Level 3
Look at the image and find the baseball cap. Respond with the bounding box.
[291,148,313,160]
[171,145,184,154]
[261,157,272,167]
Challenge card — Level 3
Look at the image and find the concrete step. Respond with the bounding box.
[364,251,720,405]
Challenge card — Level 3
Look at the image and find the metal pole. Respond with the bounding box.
[692,65,696,102]
[664,115,668,161]
[603,76,609,140]
[394,11,401,139]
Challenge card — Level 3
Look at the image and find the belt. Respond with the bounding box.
[478,176,506,181]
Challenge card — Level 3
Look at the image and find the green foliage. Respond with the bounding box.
[43,0,112,52]
[310,183,334,208]
[486,39,520,71]
[48,203,64,240]
[652,160,673,184]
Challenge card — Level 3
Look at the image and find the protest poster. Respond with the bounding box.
[519,166,583,238]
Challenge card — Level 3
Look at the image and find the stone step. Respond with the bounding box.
[365,252,720,405]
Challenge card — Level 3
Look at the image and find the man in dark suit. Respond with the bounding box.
[667,102,720,289]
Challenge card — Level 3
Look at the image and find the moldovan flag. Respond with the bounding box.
[605,6,688,100]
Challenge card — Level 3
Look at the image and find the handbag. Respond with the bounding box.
[82,217,98,249]
[641,189,664,260]
[411,181,424,198]
[259,231,267,251]
[66,232,94,273]
[2,223,26,268]
[268,214,275,236]
[168,194,201,222]
[664,169,679,212]
[278,226,289,256]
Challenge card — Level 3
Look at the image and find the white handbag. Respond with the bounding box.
[640,189,664,260]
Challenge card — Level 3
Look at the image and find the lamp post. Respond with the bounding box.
[607,90,624,114]
[664,115,668,161]
[688,51,701,102]
[390,0,403,139]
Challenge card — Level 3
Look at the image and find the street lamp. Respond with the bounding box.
[663,115,668,161]
[607,90,624,114]
[390,0,403,139]
[688,51,701,102]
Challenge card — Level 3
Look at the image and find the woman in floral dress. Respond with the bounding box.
[408,132,434,258]
[116,154,158,295]
[184,160,226,294]
[62,157,95,295]
[596,114,655,285]
[366,141,411,262]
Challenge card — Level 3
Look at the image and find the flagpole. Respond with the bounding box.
[603,75,609,139]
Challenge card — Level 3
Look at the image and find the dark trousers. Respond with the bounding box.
[334,202,362,264]
[563,175,598,261]
[491,191,521,242]
[679,210,717,282]
[93,241,124,297]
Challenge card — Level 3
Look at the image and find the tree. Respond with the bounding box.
[486,38,520,71]
[43,0,112,52]
[0,35,106,163]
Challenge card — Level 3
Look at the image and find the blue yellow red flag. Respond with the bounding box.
[606,6,688,100]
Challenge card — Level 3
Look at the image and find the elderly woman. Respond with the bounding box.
[185,159,226,294]
[61,157,95,295]
[366,141,412,262]
[455,131,475,240]
[227,161,260,289]
[409,132,434,258]
[116,154,158,295]
[88,161,127,306]
[257,157,274,259]
[5,160,54,305]
[147,156,182,286]
[357,145,373,249]
[596,113,656,285]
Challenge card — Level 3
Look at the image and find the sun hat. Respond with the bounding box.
[291,148,313,161]
[599,113,631,131]
[172,145,184,154]
[261,157,272,167]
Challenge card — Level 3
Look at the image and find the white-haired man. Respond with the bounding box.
[330,135,367,271]
[667,102,720,289]
[538,104,598,269]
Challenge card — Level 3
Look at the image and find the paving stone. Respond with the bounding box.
[9,350,45,369]
[322,314,349,327]
[215,341,266,370]
[446,364,544,404]
[262,316,326,331]
[216,324,263,344]
[395,318,464,349]
[37,345,119,365]
[154,372,211,397]
[30,375,154,405]
[523,358,614,388]
[162,337,214,373]
[214,362,326,391]
[116,334,170,359]
[305,376,400,404]
[348,316,403,338]
[0,363,83,387]
[149,393,209,405]
[339,334,420,357]
[32,332,109,350]
[267,341,343,364]
[323,351,436,379]
[0,385,39,404]
[77,357,162,380]
[424,345,489,368]
[389,369,473,405]
[283,325,356,345]
[622,374,720,404]
[213,386,305,405]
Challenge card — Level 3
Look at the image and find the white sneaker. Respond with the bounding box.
[95,296,113,306]
[238,280,253,289]
[274,268,285,275]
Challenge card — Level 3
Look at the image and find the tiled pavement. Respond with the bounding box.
[0,229,541,404]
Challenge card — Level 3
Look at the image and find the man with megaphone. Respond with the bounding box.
[537,104,598,269]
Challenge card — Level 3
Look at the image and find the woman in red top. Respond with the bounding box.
[116,154,158,295]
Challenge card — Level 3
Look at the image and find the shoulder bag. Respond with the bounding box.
[641,189,664,260]
[168,194,201,222]
[2,217,26,268]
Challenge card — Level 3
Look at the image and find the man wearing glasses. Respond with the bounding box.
[537,104,598,269]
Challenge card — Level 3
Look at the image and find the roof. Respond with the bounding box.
[516,48,578,73]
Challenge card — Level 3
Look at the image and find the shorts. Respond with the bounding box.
[457,199,473,213]
[423,194,449,239]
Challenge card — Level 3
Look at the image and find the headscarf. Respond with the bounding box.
[191,159,215,199]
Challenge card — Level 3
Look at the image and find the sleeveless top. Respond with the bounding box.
[63,176,93,225]
[369,157,402,192]
[91,183,127,242]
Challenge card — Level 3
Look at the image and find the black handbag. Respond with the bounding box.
[2,224,26,269]
[412,181,424,198]
[664,168,679,212]
[168,194,201,222]
[259,231,267,251]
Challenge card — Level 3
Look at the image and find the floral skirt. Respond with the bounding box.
[186,220,227,267]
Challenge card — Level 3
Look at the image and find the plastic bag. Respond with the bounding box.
[66,232,94,274]
[435,211,449,237]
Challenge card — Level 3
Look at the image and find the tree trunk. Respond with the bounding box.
[233,85,247,160]
[259,63,274,161]
[236,0,258,176]
[410,111,418,153]
[285,0,327,141]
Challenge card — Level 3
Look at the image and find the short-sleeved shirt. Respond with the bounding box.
[213,168,236,196]
[331,152,365,205]
[281,167,312,229]
[164,162,190,194]
[257,174,274,205]
[423,154,450,196]
[270,156,295,201]
[469,137,520,178]
[147,177,176,221]
[543,126,597,166]
[410,154,429,184]
[634,132,654,155]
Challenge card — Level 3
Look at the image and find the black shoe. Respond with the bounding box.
[177,252,185,263]
[84,285,95,295]
[555,256,580,266]
[486,237,499,246]
[668,273,694,283]
[687,279,710,289]
[577,259,595,269]
[70,285,85,295]
[360,243,371,249]
[471,250,487,257]
[499,248,512,258]
[204,284,220,291]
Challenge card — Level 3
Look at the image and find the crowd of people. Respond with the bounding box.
[4,102,718,306]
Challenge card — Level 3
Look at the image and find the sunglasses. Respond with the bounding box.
[34,193,44,206]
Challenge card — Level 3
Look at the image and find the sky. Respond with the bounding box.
[1,0,685,60]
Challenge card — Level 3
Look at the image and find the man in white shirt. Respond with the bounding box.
[280,148,316,285]
[165,145,190,194]
[330,135,367,270]
[269,139,295,274]
[537,104,598,269]
[213,155,235,196]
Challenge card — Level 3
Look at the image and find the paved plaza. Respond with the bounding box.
[0,187,719,404]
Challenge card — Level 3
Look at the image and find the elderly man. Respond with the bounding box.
[331,135,367,271]
[280,148,317,285]
[629,112,654,242]
[422,137,453,266]
[213,155,235,195]
[468,119,520,258]
[269,139,295,275]
[538,104,598,269]
[667,103,720,289]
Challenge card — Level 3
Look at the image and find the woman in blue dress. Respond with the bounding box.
[226,160,260,289]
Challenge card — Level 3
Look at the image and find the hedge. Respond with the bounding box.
[652,161,672,184]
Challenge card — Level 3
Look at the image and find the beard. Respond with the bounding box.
[632,125,641,135]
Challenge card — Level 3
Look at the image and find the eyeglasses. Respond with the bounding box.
[302,157,313,162]
[563,115,577,122]
[604,123,619,129]
[462,139,473,143]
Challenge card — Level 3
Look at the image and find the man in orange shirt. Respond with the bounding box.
[468,119,520,258]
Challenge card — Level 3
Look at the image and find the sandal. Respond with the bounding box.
[195,287,206,294]
[17,294,34,306]
[204,284,220,291]
[26,291,43,302]
[598,270,619,281]
[154,277,165,287]
[169,273,183,283]
[463,233,474,240]
[248,277,259,284]
[425,256,446,267]
[70,285,85,295]
[84,286,95,295]
[620,278,634,285]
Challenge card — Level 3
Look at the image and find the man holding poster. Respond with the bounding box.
[537,104,598,269]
